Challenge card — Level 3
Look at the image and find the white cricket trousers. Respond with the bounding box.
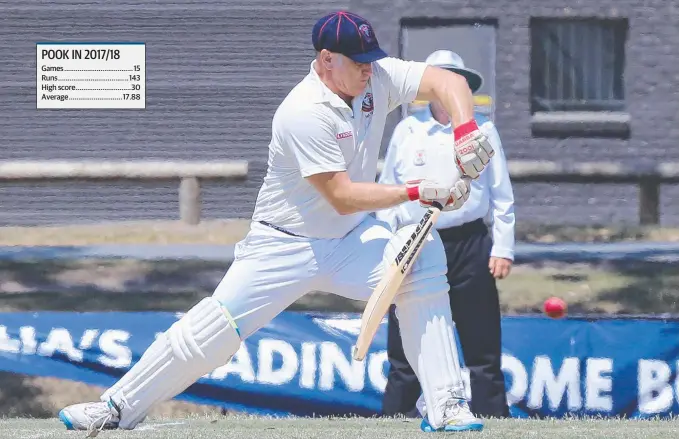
[214,217,400,338]
[105,214,465,430]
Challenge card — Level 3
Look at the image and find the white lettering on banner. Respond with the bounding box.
[300,342,317,389]
[368,351,388,392]
[502,355,679,414]
[319,342,365,392]
[37,328,84,362]
[503,355,613,412]
[528,356,581,411]
[205,339,387,392]
[20,326,37,354]
[12,322,679,417]
[79,329,99,350]
[638,359,674,414]
[0,327,20,353]
[98,330,131,368]
[258,339,298,385]
[0,325,132,368]
[585,358,613,411]
[502,354,528,405]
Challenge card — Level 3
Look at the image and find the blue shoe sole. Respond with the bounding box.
[443,423,484,432]
[58,410,74,430]
[421,419,484,432]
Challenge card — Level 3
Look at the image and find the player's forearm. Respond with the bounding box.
[438,75,475,127]
[332,182,409,215]
[417,66,475,127]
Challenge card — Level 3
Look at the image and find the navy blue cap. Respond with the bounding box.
[312,11,388,63]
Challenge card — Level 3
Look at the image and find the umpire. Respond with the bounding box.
[376,50,515,419]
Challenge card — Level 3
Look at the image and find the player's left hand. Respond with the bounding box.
[442,176,471,211]
[453,119,494,179]
[489,256,512,279]
[406,179,453,210]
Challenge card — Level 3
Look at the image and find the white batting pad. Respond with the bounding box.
[382,222,464,428]
[100,296,241,429]
[394,290,465,430]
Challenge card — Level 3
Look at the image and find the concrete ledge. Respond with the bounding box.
[0,160,249,181]
[531,111,630,139]
[378,159,679,183]
[658,163,679,178]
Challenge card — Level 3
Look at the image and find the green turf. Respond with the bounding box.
[2,416,679,439]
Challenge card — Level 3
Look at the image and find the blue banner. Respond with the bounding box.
[0,311,388,416]
[2,311,679,419]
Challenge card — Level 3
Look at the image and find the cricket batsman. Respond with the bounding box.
[58,11,494,436]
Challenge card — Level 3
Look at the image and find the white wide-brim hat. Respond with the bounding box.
[425,50,484,93]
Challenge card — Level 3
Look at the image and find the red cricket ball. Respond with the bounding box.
[544,296,567,319]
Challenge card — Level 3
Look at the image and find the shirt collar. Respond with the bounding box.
[421,104,452,135]
[307,60,352,110]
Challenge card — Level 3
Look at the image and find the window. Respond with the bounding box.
[530,18,627,113]
[399,18,498,120]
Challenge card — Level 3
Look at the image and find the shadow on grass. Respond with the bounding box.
[515,223,679,243]
[2,258,679,315]
[0,259,365,313]
[595,261,679,314]
[504,260,679,316]
[0,290,211,312]
[0,259,223,312]
[0,372,52,418]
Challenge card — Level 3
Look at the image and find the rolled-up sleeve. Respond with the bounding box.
[375,57,428,113]
[482,121,516,260]
[276,107,346,178]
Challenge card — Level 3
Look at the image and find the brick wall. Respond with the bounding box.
[0,0,348,225]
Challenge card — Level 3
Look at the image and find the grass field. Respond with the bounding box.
[1,259,678,315]
[2,221,678,316]
[2,416,679,439]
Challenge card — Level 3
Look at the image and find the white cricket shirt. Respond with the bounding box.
[251,57,427,239]
[376,106,516,260]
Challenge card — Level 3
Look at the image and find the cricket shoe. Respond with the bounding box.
[420,398,484,432]
[58,399,121,437]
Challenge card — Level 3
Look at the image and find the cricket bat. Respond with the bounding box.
[352,201,443,361]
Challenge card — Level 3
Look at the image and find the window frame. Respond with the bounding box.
[529,17,628,114]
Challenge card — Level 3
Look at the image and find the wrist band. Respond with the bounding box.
[453,119,479,140]
[406,185,420,201]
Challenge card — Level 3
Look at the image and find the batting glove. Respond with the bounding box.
[453,119,494,179]
[442,176,471,211]
[406,179,451,209]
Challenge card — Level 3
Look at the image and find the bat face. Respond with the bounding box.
[352,205,441,361]
[396,208,435,274]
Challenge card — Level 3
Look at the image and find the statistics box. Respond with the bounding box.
[37,42,146,109]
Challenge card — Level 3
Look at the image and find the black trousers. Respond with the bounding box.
[381,219,510,418]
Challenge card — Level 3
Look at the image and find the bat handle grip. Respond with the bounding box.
[431,201,444,210]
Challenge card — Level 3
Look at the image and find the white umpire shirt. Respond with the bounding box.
[251,57,427,239]
[376,106,516,261]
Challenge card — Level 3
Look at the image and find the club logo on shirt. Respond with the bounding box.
[361,92,374,115]
[336,131,353,140]
[413,149,426,166]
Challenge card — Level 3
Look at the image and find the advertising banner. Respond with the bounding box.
[2,311,679,419]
